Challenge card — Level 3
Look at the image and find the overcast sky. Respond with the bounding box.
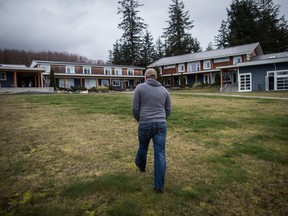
[0,0,287,61]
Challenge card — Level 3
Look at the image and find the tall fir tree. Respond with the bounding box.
[154,37,165,60]
[227,0,260,46]
[117,0,146,66]
[162,0,199,56]
[214,20,230,49]
[256,0,288,52]
[216,0,288,53]
[139,29,156,67]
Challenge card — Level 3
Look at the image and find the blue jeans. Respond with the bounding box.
[135,121,167,190]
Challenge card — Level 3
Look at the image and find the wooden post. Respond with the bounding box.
[64,78,66,88]
[195,74,198,83]
[96,78,98,88]
[220,70,223,89]
[13,71,17,87]
[41,73,43,87]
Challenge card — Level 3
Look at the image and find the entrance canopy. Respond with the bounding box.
[0,64,46,88]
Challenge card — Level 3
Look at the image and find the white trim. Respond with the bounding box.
[66,65,75,74]
[178,63,185,72]
[238,73,252,92]
[203,60,211,70]
[83,66,91,74]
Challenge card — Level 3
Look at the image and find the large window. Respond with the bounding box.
[85,79,96,89]
[113,80,121,86]
[115,68,122,75]
[188,62,200,72]
[203,60,211,70]
[178,64,185,72]
[233,56,242,64]
[59,79,74,89]
[104,68,111,75]
[239,73,251,92]
[127,68,134,75]
[266,70,288,91]
[0,72,6,80]
[83,66,91,74]
[66,66,75,74]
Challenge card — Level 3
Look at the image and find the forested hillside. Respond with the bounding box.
[0,49,105,66]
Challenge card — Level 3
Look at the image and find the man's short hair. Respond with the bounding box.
[144,68,157,79]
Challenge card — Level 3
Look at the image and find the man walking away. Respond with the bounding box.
[132,68,172,193]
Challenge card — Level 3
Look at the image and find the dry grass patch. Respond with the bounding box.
[0,93,288,215]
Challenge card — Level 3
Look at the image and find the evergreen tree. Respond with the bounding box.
[49,68,56,90]
[117,0,147,66]
[206,42,214,51]
[217,0,288,53]
[109,40,123,65]
[154,67,163,85]
[227,0,259,46]
[256,0,288,52]
[214,20,230,48]
[139,29,156,67]
[162,0,198,56]
[154,37,165,60]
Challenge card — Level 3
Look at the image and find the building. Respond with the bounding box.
[0,64,53,93]
[30,60,145,91]
[148,42,288,92]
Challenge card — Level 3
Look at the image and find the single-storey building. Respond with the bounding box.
[148,42,288,92]
[0,64,54,93]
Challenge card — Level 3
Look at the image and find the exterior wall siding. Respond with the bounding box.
[239,62,288,91]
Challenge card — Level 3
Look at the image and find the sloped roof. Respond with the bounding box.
[0,64,46,72]
[148,42,263,67]
[218,51,288,69]
[30,60,145,70]
[251,51,288,61]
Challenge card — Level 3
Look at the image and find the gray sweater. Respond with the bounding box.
[132,78,172,123]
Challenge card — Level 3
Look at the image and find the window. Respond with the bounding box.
[164,65,175,69]
[101,80,109,86]
[104,67,111,75]
[115,68,122,75]
[83,66,91,74]
[203,60,211,70]
[214,57,229,63]
[127,68,134,75]
[188,62,200,72]
[113,80,121,86]
[59,79,74,89]
[66,66,75,74]
[85,79,96,89]
[178,64,185,72]
[239,73,252,92]
[0,72,6,80]
[233,56,242,64]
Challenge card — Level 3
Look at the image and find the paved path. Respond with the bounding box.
[169,92,288,100]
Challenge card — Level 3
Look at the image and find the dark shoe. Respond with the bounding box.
[135,162,146,172]
[154,188,163,193]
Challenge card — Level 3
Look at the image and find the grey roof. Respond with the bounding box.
[251,51,288,61]
[217,52,288,69]
[30,60,145,69]
[0,64,46,72]
[148,42,263,67]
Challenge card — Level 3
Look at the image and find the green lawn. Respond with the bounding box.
[0,93,287,215]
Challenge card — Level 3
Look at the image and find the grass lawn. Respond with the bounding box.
[0,92,288,215]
